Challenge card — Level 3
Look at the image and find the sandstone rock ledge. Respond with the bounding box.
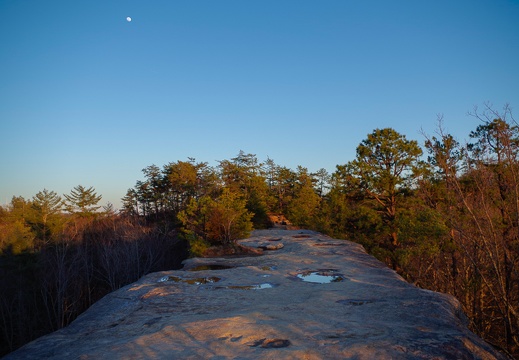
[7,230,506,360]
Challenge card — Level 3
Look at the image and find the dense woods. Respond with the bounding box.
[1,104,518,358]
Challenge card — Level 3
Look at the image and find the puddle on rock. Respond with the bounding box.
[187,264,235,271]
[217,283,277,290]
[158,275,221,285]
[296,269,344,284]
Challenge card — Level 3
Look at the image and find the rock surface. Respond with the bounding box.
[7,230,506,359]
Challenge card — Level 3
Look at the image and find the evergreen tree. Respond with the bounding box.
[178,189,253,247]
[0,197,35,254]
[350,128,425,247]
[30,189,63,245]
[63,185,102,217]
[121,189,139,216]
[206,188,253,245]
[219,151,270,228]
[286,166,320,228]
[313,168,330,199]
[270,165,297,215]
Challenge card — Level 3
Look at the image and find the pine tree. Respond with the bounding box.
[30,189,63,244]
[351,128,425,247]
[63,185,102,217]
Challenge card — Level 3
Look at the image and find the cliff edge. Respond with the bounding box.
[6,230,506,359]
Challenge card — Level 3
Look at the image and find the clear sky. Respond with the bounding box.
[1,0,519,208]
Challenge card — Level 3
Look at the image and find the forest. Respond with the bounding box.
[1,104,518,358]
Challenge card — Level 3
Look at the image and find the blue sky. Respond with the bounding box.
[1,0,519,208]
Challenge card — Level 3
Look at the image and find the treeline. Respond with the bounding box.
[1,103,518,357]
[119,152,326,253]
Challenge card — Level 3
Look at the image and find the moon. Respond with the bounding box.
[126,16,132,22]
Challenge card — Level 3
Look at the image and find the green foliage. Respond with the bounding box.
[164,160,199,212]
[246,177,271,228]
[8,196,32,221]
[184,233,211,257]
[64,185,102,217]
[339,202,386,254]
[178,196,212,241]
[121,188,139,216]
[348,128,426,248]
[396,203,449,248]
[30,189,64,244]
[219,151,270,228]
[126,159,218,220]
[205,188,253,245]
[0,197,36,254]
[179,188,253,246]
[352,128,424,210]
[354,128,424,190]
[285,166,321,228]
[393,200,450,272]
[267,165,297,215]
[313,168,330,198]
[0,220,35,254]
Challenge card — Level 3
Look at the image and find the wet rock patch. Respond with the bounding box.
[246,338,291,348]
[158,275,221,285]
[257,243,284,250]
[217,283,278,290]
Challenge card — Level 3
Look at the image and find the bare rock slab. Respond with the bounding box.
[6,230,506,359]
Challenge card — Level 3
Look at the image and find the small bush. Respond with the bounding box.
[186,234,211,257]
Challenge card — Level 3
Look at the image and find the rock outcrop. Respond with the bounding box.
[7,230,506,359]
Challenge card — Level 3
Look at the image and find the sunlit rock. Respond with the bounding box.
[6,230,506,359]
